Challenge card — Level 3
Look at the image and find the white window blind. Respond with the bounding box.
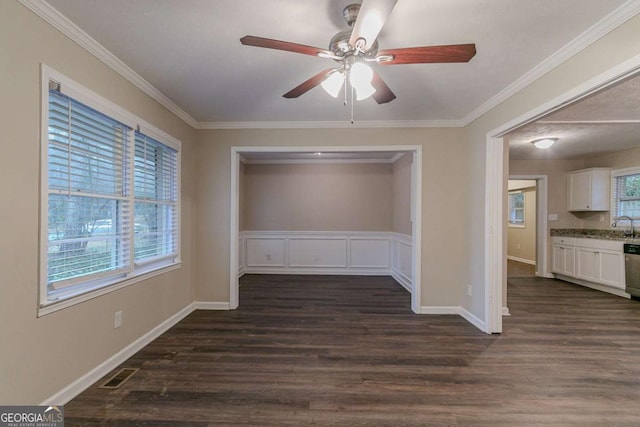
[133,132,178,263]
[41,67,181,311]
[612,168,640,220]
[47,90,132,290]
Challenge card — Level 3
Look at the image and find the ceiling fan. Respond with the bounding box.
[240,0,476,105]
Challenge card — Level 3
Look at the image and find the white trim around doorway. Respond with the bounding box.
[229,145,423,313]
[485,52,640,333]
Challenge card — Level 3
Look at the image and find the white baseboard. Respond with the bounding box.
[502,306,511,316]
[242,268,392,276]
[420,306,460,315]
[391,268,412,292]
[193,301,231,310]
[41,300,234,405]
[420,306,487,333]
[507,255,536,265]
[458,307,487,332]
[40,302,197,405]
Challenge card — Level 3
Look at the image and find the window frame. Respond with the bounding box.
[39,65,181,316]
[611,166,640,225]
[508,190,526,228]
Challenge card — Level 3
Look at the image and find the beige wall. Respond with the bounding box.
[239,161,246,230]
[194,128,468,308]
[242,163,393,231]
[5,0,640,404]
[0,1,196,404]
[507,187,536,262]
[392,153,413,235]
[464,13,640,319]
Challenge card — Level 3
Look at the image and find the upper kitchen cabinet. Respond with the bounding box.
[566,168,611,211]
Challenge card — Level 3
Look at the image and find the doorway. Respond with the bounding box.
[229,145,423,313]
[486,61,640,333]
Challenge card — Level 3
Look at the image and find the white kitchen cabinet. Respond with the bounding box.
[576,247,599,282]
[598,249,625,289]
[566,168,611,211]
[551,236,625,292]
[552,238,575,277]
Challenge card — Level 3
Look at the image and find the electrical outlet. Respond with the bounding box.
[467,285,473,296]
[517,243,521,249]
[114,310,123,329]
[266,254,271,261]
[599,215,605,222]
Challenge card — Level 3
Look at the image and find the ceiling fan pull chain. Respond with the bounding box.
[350,82,355,124]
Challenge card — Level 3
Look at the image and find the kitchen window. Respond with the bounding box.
[508,191,525,227]
[611,167,640,221]
[40,66,180,314]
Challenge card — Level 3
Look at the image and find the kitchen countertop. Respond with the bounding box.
[551,229,640,242]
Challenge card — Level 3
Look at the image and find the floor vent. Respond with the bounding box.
[98,368,139,389]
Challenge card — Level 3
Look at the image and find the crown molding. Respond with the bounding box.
[21,0,640,131]
[461,0,640,126]
[194,119,465,130]
[18,0,199,128]
[242,158,397,165]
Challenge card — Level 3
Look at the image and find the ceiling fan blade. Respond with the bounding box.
[240,35,331,58]
[371,71,396,104]
[378,44,477,65]
[283,68,336,98]
[349,0,398,52]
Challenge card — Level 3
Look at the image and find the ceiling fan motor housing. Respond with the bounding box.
[329,31,379,59]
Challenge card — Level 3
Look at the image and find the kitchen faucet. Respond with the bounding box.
[612,215,635,238]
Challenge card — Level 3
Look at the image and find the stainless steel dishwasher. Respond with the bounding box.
[624,243,640,299]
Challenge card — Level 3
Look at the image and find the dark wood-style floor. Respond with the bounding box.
[65,274,640,426]
[507,259,536,278]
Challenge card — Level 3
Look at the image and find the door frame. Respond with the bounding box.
[508,175,549,277]
[229,145,423,312]
[485,54,640,333]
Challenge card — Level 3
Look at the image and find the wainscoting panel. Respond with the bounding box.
[238,236,246,276]
[246,237,286,267]
[350,238,390,268]
[391,234,413,292]
[240,232,412,287]
[288,238,348,268]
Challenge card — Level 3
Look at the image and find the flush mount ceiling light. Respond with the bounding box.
[532,138,557,149]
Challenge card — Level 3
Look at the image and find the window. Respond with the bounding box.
[612,167,640,221]
[41,66,180,313]
[508,191,525,227]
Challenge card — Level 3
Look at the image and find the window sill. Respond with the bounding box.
[38,261,182,317]
[508,224,526,228]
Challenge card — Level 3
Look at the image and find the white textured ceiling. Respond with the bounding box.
[44,0,629,125]
[508,73,640,160]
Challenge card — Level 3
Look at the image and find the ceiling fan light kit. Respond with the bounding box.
[240,0,477,121]
[320,70,345,98]
[532,138,558,149]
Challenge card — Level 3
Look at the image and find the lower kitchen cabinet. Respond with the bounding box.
[598,249,625,289]
[576,247,599,283]
[552,242,575,277]
[552,237,625,291]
